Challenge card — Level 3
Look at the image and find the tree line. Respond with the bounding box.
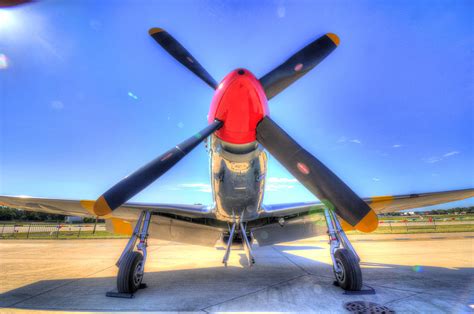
[382,206,474,216]
[0,206,99,223]
[2,205,473,222]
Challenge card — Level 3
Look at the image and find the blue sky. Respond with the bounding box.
[0,0,473,210]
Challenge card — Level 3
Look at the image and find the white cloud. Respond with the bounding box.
[337,136,347,143]
[424,156,443,164]
[443,151,459,158]
[267,177,298,183]
[372,177,380,182]
[265,184,296,192]
[179,183,211,193]
[423,151,460,164]
[392,144,402,148]
[277,5,286,18]
[265,177,300,192]
[50,100,64,110]
[337,137,362,144]
[180,183,209,188]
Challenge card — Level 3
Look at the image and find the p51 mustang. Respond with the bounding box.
[1,28,473,295]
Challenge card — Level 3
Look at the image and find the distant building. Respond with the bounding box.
[65,216,83,223]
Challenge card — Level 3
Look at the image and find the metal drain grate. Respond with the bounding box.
[344,301,395,314]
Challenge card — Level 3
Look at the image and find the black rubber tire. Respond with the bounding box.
[333,248,362,291]
[117,251,144,293]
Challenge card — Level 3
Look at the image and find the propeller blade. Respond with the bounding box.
[0,0,33,7]
[259,33,339,100]
[256,116,378,232]
[149,28,218,89]
[93,120,223,216]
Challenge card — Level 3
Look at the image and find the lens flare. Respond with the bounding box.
[0,10,15,29]
[128,92,138,100]
[412,265,423,272]
[0,53,8,69]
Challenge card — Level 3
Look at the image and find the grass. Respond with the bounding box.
[1,217,473,240]
[0,230,127,240]
[379,214,474,222]
[348,223,474,235]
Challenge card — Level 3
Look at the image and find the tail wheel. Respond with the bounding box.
[117,251,144,293]
[333,248,362,291]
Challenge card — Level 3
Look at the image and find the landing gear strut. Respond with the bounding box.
[222,219,255,267]
[112,210,151,295]
[324,209,362,291]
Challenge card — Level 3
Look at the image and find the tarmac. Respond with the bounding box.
[0,233,473,313]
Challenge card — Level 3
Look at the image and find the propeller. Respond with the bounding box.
[0,0,33,7]
[93,120,223,216]
[259,33,339,100]
[256,116,378,232]
[149,28,218,89]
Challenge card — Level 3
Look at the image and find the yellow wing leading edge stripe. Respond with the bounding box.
[110,218,133,235]
[369,195,395,211]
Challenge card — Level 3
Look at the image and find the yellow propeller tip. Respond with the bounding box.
[149,27,164,35]
[326,33,340,46]
[93,196,112,216]
[355,210,379,233]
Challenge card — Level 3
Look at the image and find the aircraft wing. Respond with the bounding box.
[260,188,474,217]
[0,195,215,220]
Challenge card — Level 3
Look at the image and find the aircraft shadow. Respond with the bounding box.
[0,243,472,312]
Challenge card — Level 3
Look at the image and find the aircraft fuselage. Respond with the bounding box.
[207,69,270,222]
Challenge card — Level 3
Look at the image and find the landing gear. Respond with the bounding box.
[111,210,151,295]
[222,220,255,267]
[324,209,362,291]
[117,251,144,293]
[334,248,362,290]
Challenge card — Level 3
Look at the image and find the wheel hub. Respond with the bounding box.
[335,259,345,282]
[133,261,143,286]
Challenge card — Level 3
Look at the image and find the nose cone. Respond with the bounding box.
[208,69,269,144]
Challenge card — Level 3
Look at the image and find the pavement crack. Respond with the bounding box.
[271,246,312,275]
[383,291,425,306]
[200,274,307,311]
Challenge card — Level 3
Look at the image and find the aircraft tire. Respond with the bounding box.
[117,251,144,293]
[333,248,362,291]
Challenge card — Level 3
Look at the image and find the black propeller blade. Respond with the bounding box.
[259,33,339,100]
[0,0,33,7]
[149,28,218,89]
[256,116,378,232]
[93,120,223,216]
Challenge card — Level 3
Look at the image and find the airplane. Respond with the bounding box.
[1,27,473,296]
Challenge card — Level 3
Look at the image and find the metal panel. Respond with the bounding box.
[252,212,327,246]
[147,215,224,247]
